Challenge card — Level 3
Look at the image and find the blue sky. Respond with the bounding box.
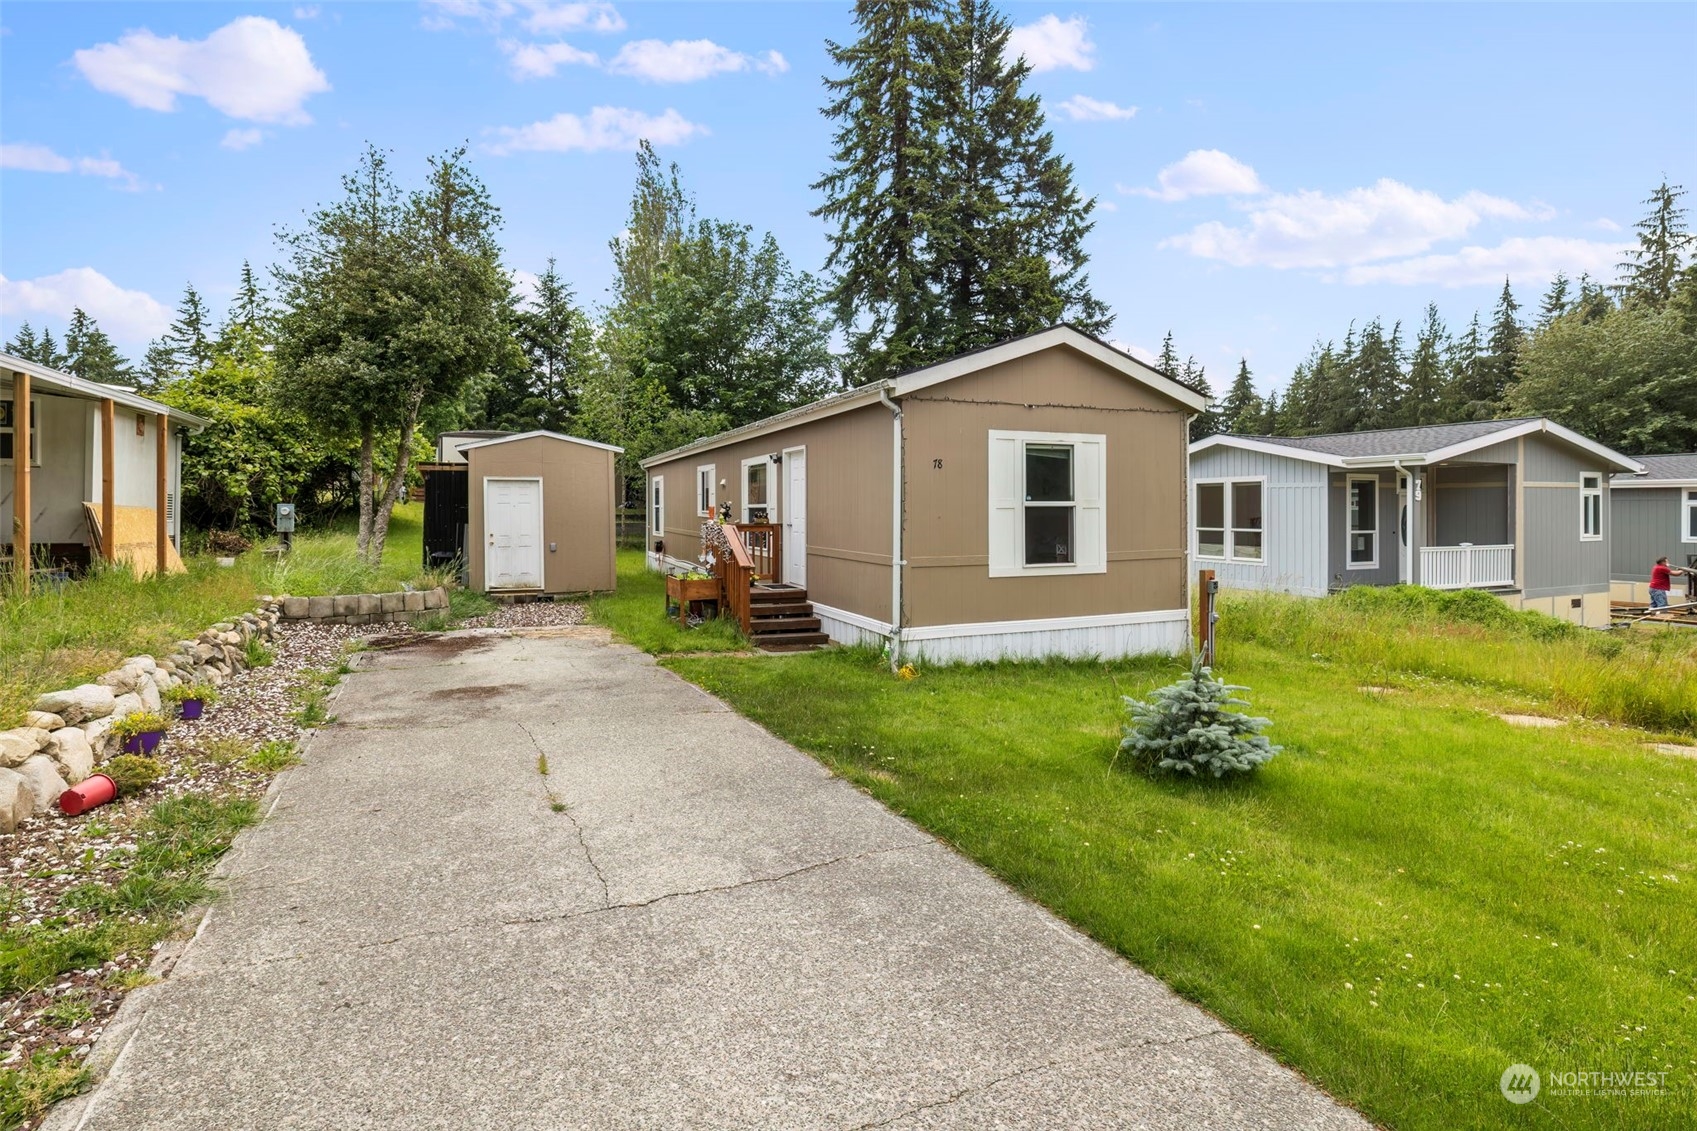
[3,2,1694,397]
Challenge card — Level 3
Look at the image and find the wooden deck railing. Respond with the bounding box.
[716,525,755,633]
[733,523,782,583]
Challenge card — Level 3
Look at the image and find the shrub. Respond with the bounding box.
[242,637,274,668]
[103,755,165,793]
[109,712,169,741]
[205,530,253,556]
[1118,656,1280,778]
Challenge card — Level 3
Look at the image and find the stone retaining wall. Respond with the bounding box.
[277,587,448,625]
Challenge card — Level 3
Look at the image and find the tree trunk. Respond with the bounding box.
[356,424,376,563]
[368,388,423,567]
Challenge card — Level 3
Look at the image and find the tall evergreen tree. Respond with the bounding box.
[63,308,134,386]
[1444,313,1488,418]
[1538,272,1571,327]
[509,259,592,432]
[1156,330,1179,378]
[168,283,215,373]
[1350,318,1403,431]
[609,141,694,312]
[1401,304,1449,426]
[1218,359,1264,434]
[1260,389,1280,435]
[218,260,274,358]
[1617,180,1690,309]
[1183,355,1223,441]
[137,339,179,392]
[5,322,41,363]
[35,327,67,370]
[1478,278,1523,415]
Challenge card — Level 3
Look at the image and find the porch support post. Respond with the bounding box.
[155,412,169,575]
[1409,470,1422,586]
[101,398,116,563]
[11,368,30,593]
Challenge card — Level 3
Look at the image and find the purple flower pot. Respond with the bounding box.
[179,699,204,721]
[122,730,164,756]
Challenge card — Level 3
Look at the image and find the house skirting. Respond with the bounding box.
[1498,589,1613,628]
[814,603,1189,664]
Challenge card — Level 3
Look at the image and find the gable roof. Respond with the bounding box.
[1613,452,1697,485]
[642,325,1209,468]
[1192,417,1642,473]
[1,352,209,430]
[455,429,623,454]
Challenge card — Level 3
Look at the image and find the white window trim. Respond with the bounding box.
[696,463,716,518]
[740,455,774,524]
[1579,473,1603,541]
[649,475,664,537]
[988,429,1107,578]
[1346,474,1380,570]
[0,396,42,468]
[1683,489,1697,544]
[1192,476,1266,566]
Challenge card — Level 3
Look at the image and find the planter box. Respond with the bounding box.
[122,730,165,755]
[179,699,205,721]
[666,575,721,624]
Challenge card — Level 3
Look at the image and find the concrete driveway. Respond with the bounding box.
[51,627,1370,1130]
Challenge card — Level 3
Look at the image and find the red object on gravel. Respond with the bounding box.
[60,773,118,816]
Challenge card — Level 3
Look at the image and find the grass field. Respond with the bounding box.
[613,570,1697,1131]
[586,552,747,655]
[0,505,439,727]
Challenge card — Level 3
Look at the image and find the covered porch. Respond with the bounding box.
[1339,461,1518,592]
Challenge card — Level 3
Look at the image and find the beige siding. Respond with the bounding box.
[468,436,617,594]
[900,349,1190,627]
[646,403,894,623]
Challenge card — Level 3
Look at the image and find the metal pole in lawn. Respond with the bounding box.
[1196,569,1218,667]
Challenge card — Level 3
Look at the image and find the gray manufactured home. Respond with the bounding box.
[1610,453,1697,603]
[1188,418,1643,627]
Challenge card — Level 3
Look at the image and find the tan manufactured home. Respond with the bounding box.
[641,326,1209,662]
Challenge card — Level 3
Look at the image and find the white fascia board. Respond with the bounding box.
[0,352,210,431]
[1340,453,1430,468]
[1189,434,1346,467]
[457,429,624,454]
[1611,477,1697,489]
[894,327,1211,413]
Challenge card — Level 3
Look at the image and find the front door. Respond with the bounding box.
[783,446,807,587]
[485,478,542,589]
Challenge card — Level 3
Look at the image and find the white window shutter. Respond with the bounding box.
[1074,437,1105,572]
[987,433,1020,574]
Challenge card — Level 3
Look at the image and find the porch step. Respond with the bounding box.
[750,585,807,603]
[749,601,814,618]
[754,630,830,652]
[750,615,822,634]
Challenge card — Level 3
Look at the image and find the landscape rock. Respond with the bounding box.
[111,692,145,722]
[403,591,426,612]
[0,767,33,832]
[381,593,405,614]
[45,727,95,784]
[123,655,159,675]
[0,730,43,768]
[16,755,69,812]
[83,716,117,756]
[357,594,380,616]
[33,683,117,726]
[139,679,163,714]
[24,711,65,731]
[282,596,309,619]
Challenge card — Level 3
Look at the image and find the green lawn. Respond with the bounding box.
[0,504,441,727]
[648,589,1697,1131]
[586,551,748,655]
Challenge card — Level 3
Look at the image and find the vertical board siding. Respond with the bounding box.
[1610,487,1686,581]
[1189,447,1329,596]
[1328,469,1401,589]
[1522,436,1610,595]
[1432,465,1511,546]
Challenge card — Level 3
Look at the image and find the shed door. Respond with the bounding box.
[783,447,806,587]
[485,478,542,590]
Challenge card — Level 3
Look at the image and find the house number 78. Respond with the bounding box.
[932,459,943,469]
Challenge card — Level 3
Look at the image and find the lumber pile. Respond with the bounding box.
[82,503,186,577]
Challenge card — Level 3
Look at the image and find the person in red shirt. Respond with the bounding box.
[1649,556,1687,610]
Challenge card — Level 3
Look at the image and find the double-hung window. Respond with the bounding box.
[742,458,770,523]
[1580,474,1602,540]
[0,397,39,465]
[1347,476,1378,568]
[1193,480,1263,563]
[649,475,664,537]
[1685,489,1697,543]
[988,430,1106,576]
[696,465,716,518]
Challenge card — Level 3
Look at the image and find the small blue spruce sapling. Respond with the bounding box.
[1118,655,1280,778]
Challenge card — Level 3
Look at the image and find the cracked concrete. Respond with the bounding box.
[49,627,1370,1131]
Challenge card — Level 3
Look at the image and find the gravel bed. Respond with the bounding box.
[461,600,586,629]
[0,620,413,1087]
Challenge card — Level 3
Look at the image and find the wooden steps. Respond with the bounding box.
[748,584,827,652]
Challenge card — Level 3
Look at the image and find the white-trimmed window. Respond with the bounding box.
[0,397,40,465]
[1193,479,1264,563]
[741,457,771,523]
[1684,489,1697,543]
[696,464,716,517]
[1580,474,1602,540]
[988,430,1106,577]
[649,475,664,537]
[1347,475,1378,568]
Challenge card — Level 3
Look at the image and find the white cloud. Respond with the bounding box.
[486,106,704,154]
[422,1,624,34]
[0,267,172,344]
[501,39,598,78]
[1056,94,1135,122]
[1096,200,1118,213]
[1162,179,1545,269]
[607,39,787,83]
[1,142,141,188]
[293,5,320,18]
[221,127,265,150]
[1589,216,1622,232]
[1109,339,1159,367]
[73,16,329,125]
[1343,236,1631,288]
[1125,149,1263,201]
[1007,15,1093,73]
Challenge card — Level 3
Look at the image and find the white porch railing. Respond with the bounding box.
[1419,544,1515,590]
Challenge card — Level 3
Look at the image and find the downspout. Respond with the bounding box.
[1184,413,1196,654]
[879,385,904,671]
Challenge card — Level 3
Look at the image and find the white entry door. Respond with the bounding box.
[485,478,542,589]
[783,446,807,587]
